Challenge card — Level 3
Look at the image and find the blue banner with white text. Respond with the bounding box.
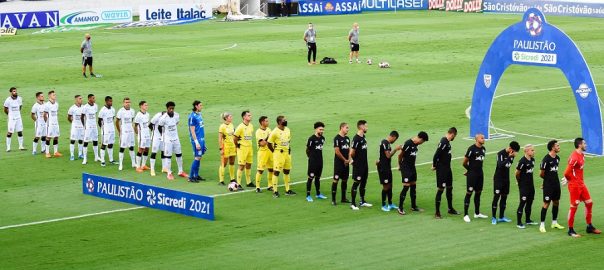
[483,0,604,18]
[298,0,363,15]
[83,173,214,220]
[0,11,59,29]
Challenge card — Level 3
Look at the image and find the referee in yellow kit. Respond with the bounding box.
[268,115,296,197]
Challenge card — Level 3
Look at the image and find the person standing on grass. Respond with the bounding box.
[348,23,360,64]
[462,133,488,222]
[515,144,537,229]
[304,23,317,65]
[81,33,96,78]
[4,87,25,152]
[490,141,520,225]
[305,122,327,202]
[538,140,565,233]
[433,127,460,219]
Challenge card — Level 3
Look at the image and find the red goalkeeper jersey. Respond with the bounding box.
[564,150,585,188]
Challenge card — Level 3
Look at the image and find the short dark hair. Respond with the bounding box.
[241,110,250,118]
[448,127,457,135]
[105,96,112,102]
[166,101,175,108]
[48,90,55,95]
[357,120,367,128]
[276,115,285,124]
[509,141,520,152]
[74,95,81,99]
[574,137,584,149]
[35,92,43,98]
[259,116,268,124]
[123,97,130,102]
[390,130,399,139]
[314,121,324,129]
[547,140,558,151]
[418,131,429,142]
[339,122,348,129]
[9,87,16,92]
[139,100,147,107]
[192,100,201,111]
[87,94,94,99]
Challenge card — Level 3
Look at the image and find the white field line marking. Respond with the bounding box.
[0,140,562,230]
[218,43,238,51]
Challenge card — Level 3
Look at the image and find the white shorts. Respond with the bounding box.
[102,130,115,145]
[138,132,151,149]
[163,139,182,156]
[70,126,84,141]
[35,122,47,137]
[120,131,135,148]
[8,118,23,133]
[151,137,163,153]
[47,123,60,137]
[84,127,98,142]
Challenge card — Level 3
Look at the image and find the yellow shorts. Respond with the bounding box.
[237,146,253,165]
[257,150,273,170]
[223,145,236,157]
[273,150,291,172]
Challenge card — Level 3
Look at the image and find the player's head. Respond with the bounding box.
[416,131,429,144]
[87,94,95,104]
[48,90,56,101]
[388,130,399,143]
[9,87,17,97]
[165,101,175,117]
[314,121,324,136]
[222,112,232,123]
[139,100,148,113]
[447,127,457,141]
[547,140,560,153]
[574,137,586,151]
[353,22,358,29]
[241,110,251,123]
[509,141,520,153]
[524,144,535,158]
[357,120,367,133]
[339,122,349,135]
[276,115,287,127]
[192,100,202,112]
[104,96,112,107]
[74,95,82,105]
[85,33,91,40]
[475,133,485,146]
[35,91,44,102]
[259,116,268,128]
[308,23,313,29]
[123,97,131,110]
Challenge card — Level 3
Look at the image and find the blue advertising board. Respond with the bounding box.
[298,0,363,15]
[83,173,214,220]
[362,0,428,11]
[470,8,603,155]
[483,0,604,18]
[0,11,59,29]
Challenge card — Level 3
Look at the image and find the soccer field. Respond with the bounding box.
[1,11,603,269]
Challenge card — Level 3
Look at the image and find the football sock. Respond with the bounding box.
[474,192,482,215]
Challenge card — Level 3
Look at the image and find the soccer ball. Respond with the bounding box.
[367,58,372,65]
[525,13,542,37]
[379,62,390,68]
[228,181,238,192]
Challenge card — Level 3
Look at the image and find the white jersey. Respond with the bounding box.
[4,96,22,120]
[44,101,60,125]
[68,104,84,129]
[150,112,164,140]
[158,112,180,142]
[98,106,116,132]
[116,107,136,134]
[81,103,98,129]
[134,111,151,137]
[31,102,46,126]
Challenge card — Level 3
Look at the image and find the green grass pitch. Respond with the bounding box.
[1,11,603,269]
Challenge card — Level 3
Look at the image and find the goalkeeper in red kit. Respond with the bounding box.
[563,138,601,237]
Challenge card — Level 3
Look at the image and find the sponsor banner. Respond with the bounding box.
[106,18,206,30]
[429,0,483,12]
[483,0,604,18]
[0,27,17,36]
[60,8,132,26]
[298,0,363,15]
[139,3,212,21]
[361,0,428,11]
[0,11,59,29]
[83,173,214,220]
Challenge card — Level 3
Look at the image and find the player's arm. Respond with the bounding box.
[68,113,73,123]
[348,32,352,42]
[334,145,347,164]
[233,127,241,148]
[97,116,103,128]
[462,157,470,171]
[3,105,8,115]
[43,108,49,122]
[31,110,36,122]
[267,131,275,152]
[515,169,521,182]
[563,158,575,180]
[115,118,122,135]
[539,160,546,179]
[385,144,401,159]
[432,143,444,169]
[306,138,313,157]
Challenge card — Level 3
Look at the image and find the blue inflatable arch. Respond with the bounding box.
[470,8,603,155]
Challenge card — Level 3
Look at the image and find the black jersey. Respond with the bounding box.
[493,149,514,180]
[351,134,368,168]
[307,135,325,163]
[333,134,350,164]
[378,139,392,170]
[400,139,418,169]
[432,137,451,169]
[516,156,535,189]
[540,154,560,184]
[465,144,486,174]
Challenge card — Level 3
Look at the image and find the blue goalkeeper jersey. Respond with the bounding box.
[188,111,205,143]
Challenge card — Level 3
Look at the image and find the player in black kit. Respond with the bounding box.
[332,123,351,205]
[432,127,459,219]
[462,133,488,223]
[539,140,565,232]
[377,131,402,212]
[349,120,371,210]
[397,131,429,215]
[306,122,326,202]
[515,144,537,229]
[491,141,520,225]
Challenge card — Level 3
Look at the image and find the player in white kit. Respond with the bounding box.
[4,87,25,151]
[116,97,137,171]
[149,110,166,176]
[67,95,85,160]
[98,96,116,166]
[31,91,47,155]
[44,90,62,158]
[158,101,188,180]
[134,100,151,172]
[81,94,100,164]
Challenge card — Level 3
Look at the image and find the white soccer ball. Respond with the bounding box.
[367,59,372,65]
[379,62,390,68]
[228,181,238,191]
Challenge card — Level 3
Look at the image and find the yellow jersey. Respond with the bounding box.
[256,127,272,152]
[268,127,291,152]
[218,122,235,148]
[234,122,254,148]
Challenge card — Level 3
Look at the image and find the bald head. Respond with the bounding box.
[85,33,91,40]
[475,133,485,146]
[524,144,535,158]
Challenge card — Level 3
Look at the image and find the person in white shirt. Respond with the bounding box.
[31,91,46,154]
[67,95,85,160]
[134,101,151,172]
[44,90,62,158]
[149,110,166,176]
[81,94,100,164]
[98,96,116,166]
[158,101,188,180]
[116,97,137,171]
[4,87,25,151]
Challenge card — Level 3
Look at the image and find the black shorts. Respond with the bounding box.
[543,183,561,201]
[352,166,368,182]
[519,187,535,201]
[307,42,317,51]
[466,172,484,192]
[378,168,393,185]
[307,162,323,179]
[400,167,417,183]
[82,56,93,66]
[436,167,452,188]
[493,178,510,195]
[333,162,349,181]
[350,43,359,52]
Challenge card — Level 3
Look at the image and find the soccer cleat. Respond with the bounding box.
[101,162,106,167]
[246,182,255,187]
[136,167,144,173]
[568,228,582,238]
[19,147,26,151]
[551,223,565,230]
[94,157,102,162]
[388,203,398,210]
[118,164,123,171]
[150,170,156,176]
[463,215,471,223]
[285,190,297,196]
[273,192,280,198]
[167,173,175,180]
[142,165,151,171]
[81,160,87,165]
[187,178,199,183]
[83,73,87,78]
[397,209,406,215]
[53,152,63,157]
[237,184,244,191]
[316,194,327,200]
[526,220,538,225]
[267,186,273,191]
[178,172,189,178]
[78,154,84,159]
[359,202,373,207]
[109,161,117,165]
[162,168,169,173]
[195,176,205,181]
[517,224,526,229]
[435,212,442,219]
[448,209,460,215]
[351,204,360,211]
[331,201,337,206]
[356,59,361,64]
[474,213,489,219]
[255,188,262,193]
[218,181,226,186]
[90,73,96,77]
[306,196,313,202]
[411,207,424,212]
[491,217,497,225]
[587,225,602,234]
[540,226,547,233]
[381,205,390,212]
[498,217,512,223]
[341,199,351,203]
[46,153,52,158]
[32,151,37,155]
[70,156,75,161]
[349,60,353,64]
